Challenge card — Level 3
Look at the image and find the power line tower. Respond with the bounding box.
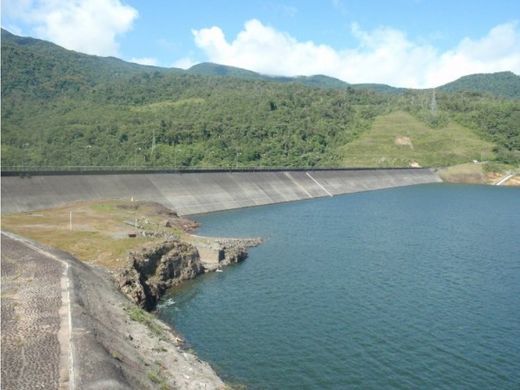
[430,89,438,116]
[151,129,156,165]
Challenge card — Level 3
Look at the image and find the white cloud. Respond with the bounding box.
[172,57,196,69]
[129,57,158,66]
[192,19,520,88]
[427,23,520,87]
[3,0,138,56]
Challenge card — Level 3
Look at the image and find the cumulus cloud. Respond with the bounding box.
[129,57,158,66]
[172,57,197,69]
[192,19,520,88]
[3,0,138,56]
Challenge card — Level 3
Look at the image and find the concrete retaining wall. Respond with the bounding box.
[1,169,441,215]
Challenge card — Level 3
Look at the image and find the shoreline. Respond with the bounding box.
[1,200,264,389]
[116,234,262,311]
[2,179,518,388]
[1,230,231,389]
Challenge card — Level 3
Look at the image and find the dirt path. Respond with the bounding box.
[1,232,73,390]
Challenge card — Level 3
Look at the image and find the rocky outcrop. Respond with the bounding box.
[215,238,263,266]
[116,237,262,311]
[116,240,203,310]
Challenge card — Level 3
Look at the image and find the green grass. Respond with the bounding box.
[126,306,165,337]
[89,203,117,212]
[147,370,161,384]
[340,111,495,167]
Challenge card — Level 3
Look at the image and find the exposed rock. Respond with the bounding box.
[117,240,203,310]
[395,135,413,148]
[116,236,262,311]
[191,236,262,271]
[164,217,199,232]
[215,238,263,266]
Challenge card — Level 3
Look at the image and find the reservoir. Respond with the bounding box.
[158,184,520,389]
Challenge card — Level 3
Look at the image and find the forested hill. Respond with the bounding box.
[183,62,520,98]
[0,28,390,168]
[2,28,518,97]
[1,29,179,98]
[187,62,354,90]
[1,28,519,169]
[439,71,520,99]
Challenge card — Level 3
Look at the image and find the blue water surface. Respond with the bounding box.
[158,184,520,389]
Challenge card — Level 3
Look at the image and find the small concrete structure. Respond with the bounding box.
[1,169,441,215]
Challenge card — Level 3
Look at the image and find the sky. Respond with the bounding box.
[2,0,520,88]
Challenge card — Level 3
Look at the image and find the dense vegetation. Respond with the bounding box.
[439,71,520,99]
[1,28,519,169]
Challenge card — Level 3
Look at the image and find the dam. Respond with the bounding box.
[1,168,441,215]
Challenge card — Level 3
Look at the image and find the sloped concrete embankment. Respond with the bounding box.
[1,169,441,215]
[1,232,225,389]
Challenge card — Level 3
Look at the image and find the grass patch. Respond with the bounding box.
[340,111,495,167]
[147,363,170,389]
[89,202,116,212]
[147,370,161,384]
[1,199,181,270]
[125,306,165,337]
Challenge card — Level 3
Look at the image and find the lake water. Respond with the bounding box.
[158,184,520,389]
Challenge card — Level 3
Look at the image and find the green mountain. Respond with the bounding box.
[1,29,391,169]
[186,62,406,93]
[187,62,350,89]
[294,75,349,89]
[439,71,520,99]
[1,29,179,99]
[187,62,264,80]
[1,29,519,169]
[351,83,405,95]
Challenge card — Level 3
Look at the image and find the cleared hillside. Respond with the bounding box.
[340,111,495,167]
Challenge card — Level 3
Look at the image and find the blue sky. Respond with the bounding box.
[2,0,520,87]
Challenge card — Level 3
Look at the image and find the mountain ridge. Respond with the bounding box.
[1,28,519,169]
[3,28,518,98]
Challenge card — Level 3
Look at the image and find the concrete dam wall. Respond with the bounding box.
[1,169,441,215]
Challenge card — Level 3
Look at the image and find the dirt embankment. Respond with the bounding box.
[438,163,520,185]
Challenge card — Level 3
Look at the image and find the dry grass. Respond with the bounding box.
[1,200,184,270]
